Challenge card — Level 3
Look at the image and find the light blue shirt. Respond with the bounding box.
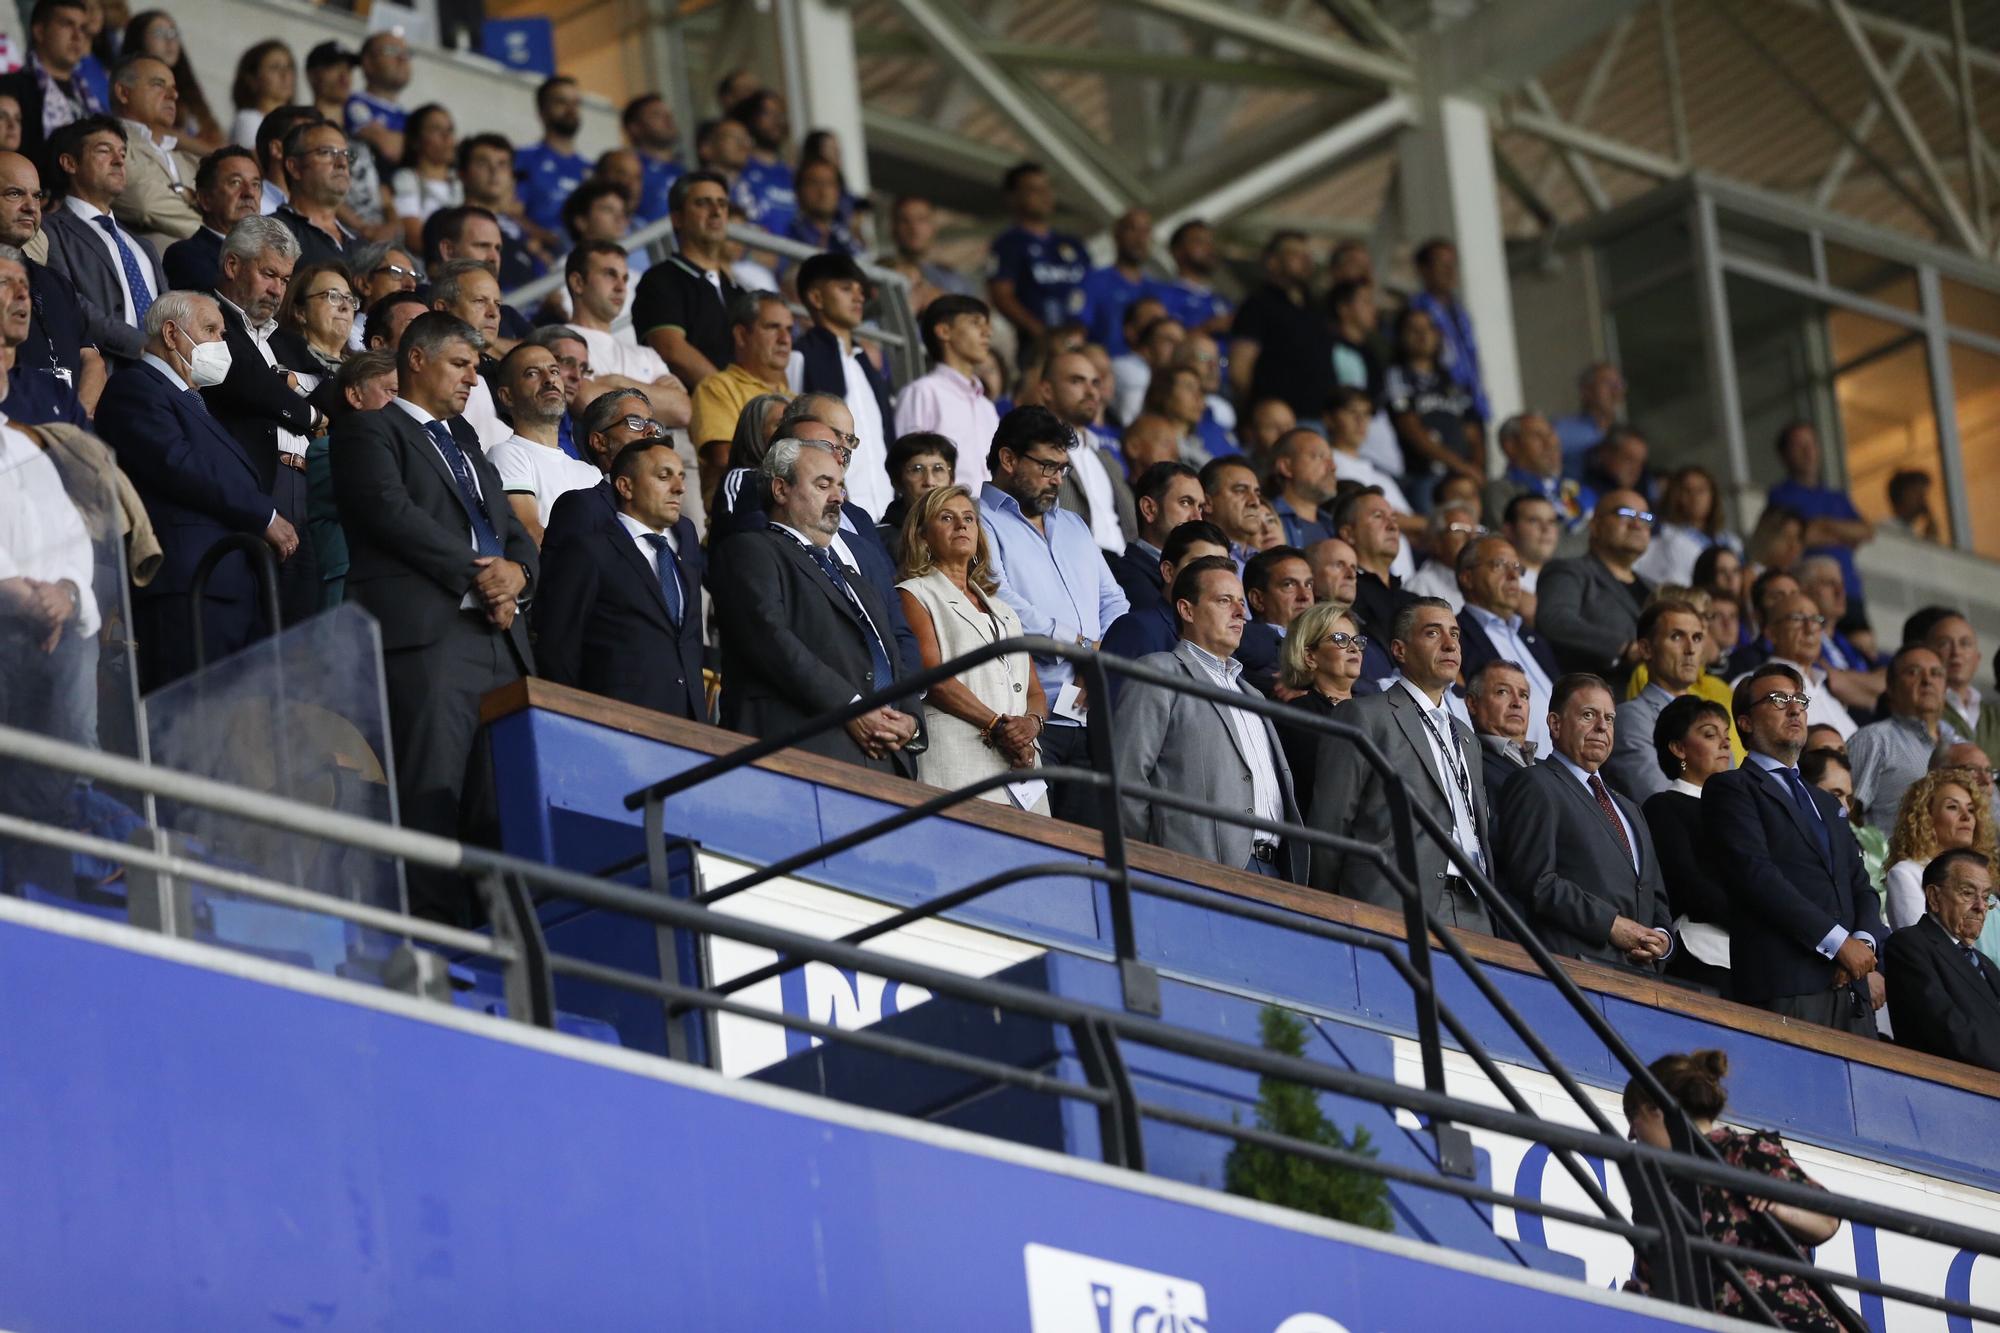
[1463,603,1552,755]
[1745,749,1875,961]
[980,483,1130,704]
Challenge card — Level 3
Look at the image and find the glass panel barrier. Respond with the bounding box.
[1949,342,2000,559]
[0,434,144,909]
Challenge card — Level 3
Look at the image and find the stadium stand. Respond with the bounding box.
[4,0,2000,1326]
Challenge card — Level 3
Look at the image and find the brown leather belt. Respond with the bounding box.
[277,453,307,472]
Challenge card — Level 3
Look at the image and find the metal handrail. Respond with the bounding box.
[616,633,1870,1329]
[187,533,282,672]
[0,719,1995,1327]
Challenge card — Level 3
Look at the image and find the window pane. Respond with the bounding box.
[1837,337,1947,544]
[1943,276,2000,340]
[1951,342,2000,558]
[1824,241,1919,315]
[1718,209,1810,277]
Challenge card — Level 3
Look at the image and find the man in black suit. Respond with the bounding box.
[1236,544,1312,698]
[712,433,921,774]
[1704,662,1885,1035]
[39,116,162,365]
[1466,658,1535,813]
[162,146,263,294]
[1495,672,1673,972]
[1106,460,1203,612]
[1885,849,2000,1071]
[331,312,536,922]
[203,215,321,625]
[535,439,704,721]
[95,291,300,690]
[1536,488,1654,682]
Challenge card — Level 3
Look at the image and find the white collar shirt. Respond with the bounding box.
[217,293,312,458]
[64,194,154,324]
[1397,676,1485,874]
[1184,639,1284,838]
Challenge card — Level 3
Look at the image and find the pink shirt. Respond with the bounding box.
[893,363,995,491]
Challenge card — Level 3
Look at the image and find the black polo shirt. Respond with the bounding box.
[274,204,356,267]
[1232,281,1335,420]
[632,251,740,372]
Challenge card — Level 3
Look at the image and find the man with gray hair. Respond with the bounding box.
[96,289,298,688]
[108,53,199,251]
[429,257,515,448]
[713,430,921,774]
[204,213,319,623]
[331,310,536,924]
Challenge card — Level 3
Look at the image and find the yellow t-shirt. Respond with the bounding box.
[1624,667,1747,763]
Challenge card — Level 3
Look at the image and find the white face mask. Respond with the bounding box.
[171,326,233,388]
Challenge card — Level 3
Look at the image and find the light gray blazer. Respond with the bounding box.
[1112,640,1305,880]
[1308,681,1495,933]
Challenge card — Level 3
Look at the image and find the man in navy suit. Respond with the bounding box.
[535,439,705,721]
[1704,661,1885,1035]
[1236,544,1312,699]
[1458,534,1557,760]
[95,291,299,690]
[162,145,263,294]
[40,116,162,366]
[1885,850,2000,1071]
[1105,460,1203,612]
[1099,519,1229,705]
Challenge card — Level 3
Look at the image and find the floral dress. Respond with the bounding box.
[1627,1127,1840,1331]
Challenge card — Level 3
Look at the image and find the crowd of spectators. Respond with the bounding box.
[1,0,1997,1084]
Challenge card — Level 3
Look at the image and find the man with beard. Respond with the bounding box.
[1040,347,1132,552]
[1266,427,1338,548]
[1078,207,1154,356]
[981,404,1128,823]
[621,93,682,225]
[489,342,601,544]
[514,76,590,237]
[728,90,795,235]
[1153,219,1232,339]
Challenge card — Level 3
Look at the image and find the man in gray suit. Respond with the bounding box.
[1308,596,1494,934]
[1112,555,1305,881]
[1535,487,1653,683]
[1495,672,1674,971]
[39,115,161,365]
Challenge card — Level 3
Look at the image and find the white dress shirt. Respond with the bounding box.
[1463,603,1553,755]
[1398,676,1485,874]
[121,118,185,186]
[0,411,98,636]
[64,194,155,325]
[1069,434,1124,554]
[216,294,312,459]
[393,396,489,611]
[1185,640,1284,842]
[614,509,676,571]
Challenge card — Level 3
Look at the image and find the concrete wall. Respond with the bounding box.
[1509,245,1604,421]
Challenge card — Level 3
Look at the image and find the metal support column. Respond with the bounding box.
[1689,193,1753,508]
[1918,265,1975,551]
[776,0,873,195]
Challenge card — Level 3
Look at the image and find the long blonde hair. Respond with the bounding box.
[1889,767,1998,865]
[898,484,998,594]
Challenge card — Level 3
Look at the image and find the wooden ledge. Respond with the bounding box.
[484,678,2000,1102]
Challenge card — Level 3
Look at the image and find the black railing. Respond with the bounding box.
[614,634,1889,1329]
[186,533,283,672]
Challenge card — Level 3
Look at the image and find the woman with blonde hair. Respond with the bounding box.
[1622,1049,1841,1330]
[1884,767,1997,932]
[1275,602,1364,815]
[896,485,1049,812]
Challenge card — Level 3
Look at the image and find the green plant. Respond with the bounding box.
[1223,1006,1394,1231]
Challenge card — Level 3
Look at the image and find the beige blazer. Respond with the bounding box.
[112,120,202,253]
[898,568,1045,810]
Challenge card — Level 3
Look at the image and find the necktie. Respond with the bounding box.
[423,419,503,557]
[641,532,683,626]
[800,536,894,693]
[1588,773,1636,869]
[1780,766,1833,859]
[92,214,152,325]
[1968,946,1985,976]
[183,387,212,417]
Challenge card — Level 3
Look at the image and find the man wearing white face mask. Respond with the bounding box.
[96,288,299,689]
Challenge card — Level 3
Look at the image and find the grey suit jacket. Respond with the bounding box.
[1308,681,1495,933]
[41,203,163,362]
[1494,757,1671,969]
[1112,640,1306,880]
[1535,554,1649,676]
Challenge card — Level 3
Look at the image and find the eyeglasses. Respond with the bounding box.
[1476,559,1527,576]
[1018,453,1071,479]
[1944,887,1999,910]
[1612,506,1655,524]
[1774,613,1828,629]
[372,263,419,282]
[1752,691,1813,711]
[306,289,358,312]
[615,415,669,439]
[1445,522,1488,537]
[296,146,357,164]
[1316,631,1368,652]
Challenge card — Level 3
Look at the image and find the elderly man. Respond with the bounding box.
[1885,849,2000,1070]
[331,311,536,922]
[1536,488,1654,681]
[982,404,1128,823]
[1705,662,1884,1033]
[687,290,790,450]
[162,145,260,293]
[41,115,160,365]
[1605,600,1708,803]
[489,343,601,544]
[1496,672,1673,972]
[1481,411,1591,531]
[1115,556,1304,880]
[96,291,296,688]
[1307,535,1359,608]
[1310,597,1493,933]
[714,433,920,773]
[1850,645,1961,832]
[108,54,197,250]
[0,150,101,410]
[202,214,321,625]
[1467,659,1535,811]
[274,117,355,265]
[1107,460,1203,611]
[1729,590,1856,740]
[1403,501,1481,611]
[1458,535,1557,758]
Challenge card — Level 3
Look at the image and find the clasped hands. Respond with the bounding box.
[1609,915,1673,967]
[984,713,1041,769]
[1,576,77,652]
[472,556,528,629]
[843,706,918,761]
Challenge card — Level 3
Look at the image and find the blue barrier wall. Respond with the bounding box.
[488,702,2000,1197]
[0,903,1732,1332]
